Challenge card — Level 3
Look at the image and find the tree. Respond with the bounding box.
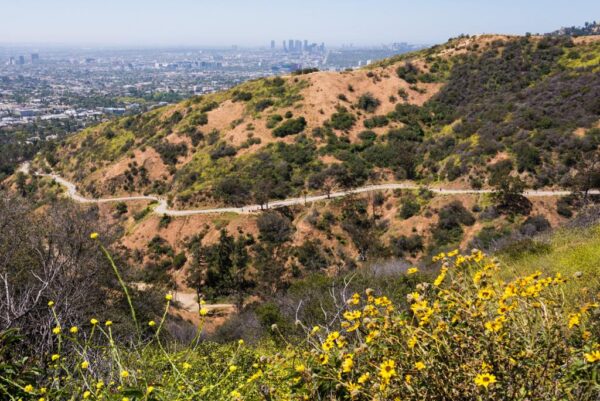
[571,151,600,202]
[492,176,532,215]
[0,194,159,354]
[257,212,294,245]
[186,229,252,303]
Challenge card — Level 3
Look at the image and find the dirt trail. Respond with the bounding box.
[21,163,596,217]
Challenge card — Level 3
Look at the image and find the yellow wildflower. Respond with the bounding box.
[90,232,99,239]
[474,373,497,388]
[433,267,448,287]
[584,350,600,363]
[343,310,362,321]
[366,330,380,343]
[120,370,129,378]
[407,336,418,349]
[182,362,192,370]
[52,326,61,335]
[199,308,208,316]
[81,361,89,369]
[90,318,99,325]
[357,372,370,384]
[69,326,78,334]
[414,361,426,371]
[165,294,173,301]
[47,301,54,307]
[379,359,396,380]
[407,267,419,275]
[478,288,495,300]
[24,384,34,393]
[322,340,334,352]
[318,353,329,365]
[342,355,354,373]
[347,382,361,394]
[148,320,156,327]
[51,354,60,361]
[568,313,581,329]
[83,391,91,399]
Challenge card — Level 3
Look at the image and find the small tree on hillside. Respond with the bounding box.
[492,175,532,215]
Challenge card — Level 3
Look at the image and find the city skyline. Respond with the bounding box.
[1,0,599,47]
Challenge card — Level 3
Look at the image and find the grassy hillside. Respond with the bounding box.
[499,221,600,304]
[36,35,600,209]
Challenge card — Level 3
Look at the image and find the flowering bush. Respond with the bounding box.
[7,241,599,400]
[294,250,599,400]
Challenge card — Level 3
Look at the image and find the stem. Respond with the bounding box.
[99,244,140,340]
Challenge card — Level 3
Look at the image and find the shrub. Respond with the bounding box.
[357,93,381,112]
[257,211,293,244]
[396,62,420,83]
[254,98,274,112]
[153,142,188,165]
[200,101,219,113]
[329,108,356,131]
[189,112,209,126]
[272,117,307,137]
[390,234,424,257]
[363,115,389,129]
[232,91,253,102]
[266,114,283,129]
[399,197,421,219]
[115,202,128,216]
[172,252,187,269]
[292,67,319,75]
[210,143,237,159]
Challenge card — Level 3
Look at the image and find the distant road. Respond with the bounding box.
[20,163,597,216]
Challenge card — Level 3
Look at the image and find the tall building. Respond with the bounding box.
[295,40,302,52]
[31,53,39,63]
[270,40,275,50]
[17,56,25,65]
[288,39,294,52]
[283,40,287,52]
[304,40,308,51]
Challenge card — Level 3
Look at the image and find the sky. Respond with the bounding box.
[1,0,599,47]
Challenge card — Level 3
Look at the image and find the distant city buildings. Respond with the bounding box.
[273,39,326,54]
[0,42,422,132]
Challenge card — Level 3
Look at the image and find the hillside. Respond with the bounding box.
[17,34,600,305]
[36,34,600,208]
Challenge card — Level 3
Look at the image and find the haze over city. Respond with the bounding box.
[1,0,600,47]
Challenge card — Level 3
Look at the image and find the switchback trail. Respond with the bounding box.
[21,163,596,216]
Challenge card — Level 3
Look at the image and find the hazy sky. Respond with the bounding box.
[1,0,599,47]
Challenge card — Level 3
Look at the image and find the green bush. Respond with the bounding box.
[357,93,381,112]
[329,107,356,131]
[272,117,307,137]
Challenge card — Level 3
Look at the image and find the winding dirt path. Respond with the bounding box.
[21,163,596,216]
